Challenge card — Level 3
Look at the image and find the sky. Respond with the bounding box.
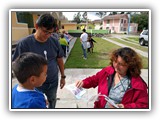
[62,12,101,21]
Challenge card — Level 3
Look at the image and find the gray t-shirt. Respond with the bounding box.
[12,34,64,86]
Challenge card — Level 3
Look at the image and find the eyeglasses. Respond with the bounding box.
[41,28,53,35]
[113,61,128,67]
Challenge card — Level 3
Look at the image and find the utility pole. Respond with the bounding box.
[127,14,131,35]
[86,18,88,30]
[83,12,88,29]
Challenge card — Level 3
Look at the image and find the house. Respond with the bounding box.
[102,14,138,34]
[61,22,77,33]
[129,23,138,33]
[11,11,66,42]
[92,19,102,30]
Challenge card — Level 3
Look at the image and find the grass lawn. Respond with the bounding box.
[122,37,139,44]
[65,37,148,69]
[109,37,148,52]
[127,36,139,42]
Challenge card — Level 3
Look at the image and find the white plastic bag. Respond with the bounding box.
[86,42,91,48]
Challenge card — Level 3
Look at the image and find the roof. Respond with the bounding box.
[102,14,128,20]
[61,22,77,25]
[92,19,101,23]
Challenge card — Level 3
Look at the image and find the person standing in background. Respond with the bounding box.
[80,29,88,60]
[87,34,97,53]
[59,34,69,57]
[62,30,70,53]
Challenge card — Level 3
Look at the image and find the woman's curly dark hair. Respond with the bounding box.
[110,47,143,77]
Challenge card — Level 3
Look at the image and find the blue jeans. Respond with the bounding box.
[81,44,87,58]
[37,83,58,109]
[61,45,67,57]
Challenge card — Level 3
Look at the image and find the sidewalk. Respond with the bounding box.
[63,37,77,63]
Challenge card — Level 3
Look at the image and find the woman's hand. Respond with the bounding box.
[117,104,124,108]
[75,80,83,88]
[108,103,124,108]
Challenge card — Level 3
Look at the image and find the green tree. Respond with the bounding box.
[95,12,107,25]
[109,12,118,15]
[82,12,87,22]
[72,12,81,24]
[120,12,125,14]
[130,12,149,31]
[95,12,107,19]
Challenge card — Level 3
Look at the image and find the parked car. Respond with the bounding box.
[139,30,148,46]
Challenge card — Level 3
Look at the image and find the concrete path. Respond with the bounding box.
[63,37,77,63]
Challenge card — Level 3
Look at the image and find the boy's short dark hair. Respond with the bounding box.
[36,13,56,30]
[61,34,64,38]
[12,52,48,84]
[82,29,86,32]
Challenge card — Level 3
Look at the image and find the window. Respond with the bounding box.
[107,20,110,24]
[106,27,109,30]
[120,27,126,31]
[142,30,148,35]
[121,19,123,23]
[120,27,123,31]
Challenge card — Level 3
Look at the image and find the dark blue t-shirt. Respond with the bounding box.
[12,35,64,86]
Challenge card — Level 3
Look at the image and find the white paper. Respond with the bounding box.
[104,96,119,108]
[89,93,119,108]
[88,95,99,102]
[65,83,86,99]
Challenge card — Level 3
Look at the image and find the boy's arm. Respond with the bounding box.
[92,38,96,43]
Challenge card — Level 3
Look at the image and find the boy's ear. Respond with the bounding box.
[29,76,36,84]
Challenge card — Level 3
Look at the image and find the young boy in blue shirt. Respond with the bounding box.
[12,52,48,109]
